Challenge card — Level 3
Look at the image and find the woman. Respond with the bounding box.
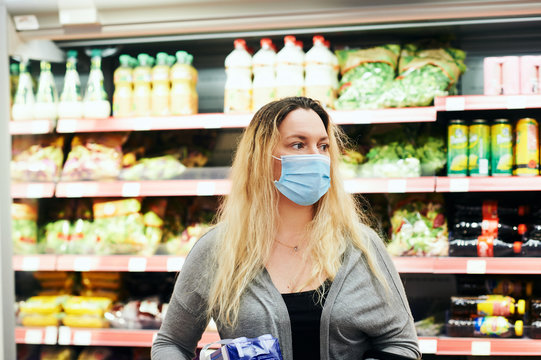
[151,97,420,360]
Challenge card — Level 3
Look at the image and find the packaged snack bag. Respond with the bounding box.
[201,334,283,360]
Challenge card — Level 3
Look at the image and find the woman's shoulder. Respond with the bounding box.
[182,224,222,268]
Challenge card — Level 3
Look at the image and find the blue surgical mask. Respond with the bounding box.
[272,154,331,206]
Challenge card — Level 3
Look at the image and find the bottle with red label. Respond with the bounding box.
[450,295,525,318]
[520,224,541,256]
[447,316,523,338]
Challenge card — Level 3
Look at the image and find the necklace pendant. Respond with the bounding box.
[293,246,298,252]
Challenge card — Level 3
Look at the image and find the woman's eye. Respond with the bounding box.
[320,144,329,151]
[292,143,304,150]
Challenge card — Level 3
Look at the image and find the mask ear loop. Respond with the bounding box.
[271,155,282,161]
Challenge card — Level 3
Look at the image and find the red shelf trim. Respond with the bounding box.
[344,177,435,194]
[10,120,55,135]
[11,182,56,199]
[436,176,541,192]
[434,95,541,111]
[56,255,185,272]
[13,255,57,271]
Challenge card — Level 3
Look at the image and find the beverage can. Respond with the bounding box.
[515,117,539,176]
[491,119,514,176]
[448,119,469,176]
[468,119,491,176]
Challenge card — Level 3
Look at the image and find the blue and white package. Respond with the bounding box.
[200,334,283,360]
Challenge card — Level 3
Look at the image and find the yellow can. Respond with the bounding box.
[515,117,539,176]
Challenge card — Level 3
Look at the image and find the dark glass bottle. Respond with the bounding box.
[457,278,533,298]
[449,236,522,257]
[450,295,525,317]
[447,317,523,338]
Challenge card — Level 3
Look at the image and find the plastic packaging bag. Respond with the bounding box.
[201,334,283,360]
[11,135,64,182]
[12,200,38,255]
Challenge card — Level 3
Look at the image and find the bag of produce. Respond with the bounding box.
[334,44,400,110]
[62,133,128,180]
[12,200,38,255]
[201,334,283,360]
[68,199,95,254]
[358,142,420,178]
[105,297,166,329]
[11,135,64,182]
[387,195,448,256]
[339,149,364,179]
[120,155,186,180]
[382,42,466,107]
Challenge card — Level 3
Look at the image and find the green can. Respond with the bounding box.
[448,119,469,176]
[491,118,514,176]
[468,119,491,176]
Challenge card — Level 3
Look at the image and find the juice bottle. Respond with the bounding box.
[304,35,335,108]
[252,38,276,111]
[515,117,539,176]
[112,54,134,117]
[133,53,152,117]
[468,119,491,176]
[447,317,523,338]
[12,60,35,121]
[170,51,198,115]
[450,295,525,317]
[276,36,304,99]
[34,61,58,121]
[83,49,111,119]
[491,119,513,176]
[325,40,340,97]
[151,52,171,116]
[224,39,252,113]
[58,50,83,119]
[447,119,469,176]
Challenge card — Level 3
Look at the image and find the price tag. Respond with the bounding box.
[44,326,58,345]
[31,120,50,134]
[65,183,86,198]
[133,117,153,131]
[196,182,216,196]
[204,115,223,129]
[24,329,43,344]
[506,96,527,109]
[122,182,141,197]
[58,326,71,345]
[418,338,437,354]
[449,178,469,192]
[387,179,407,193]
[59,119,77,133]
[21,256,40,271]
[166,257,185,272]
[73,257,93,271]
[467,260,487,274]
[128,257,147,272]
[26,183,45,198]
[73,330,92,346]
[445,97,466,111]
[471,341,491,355]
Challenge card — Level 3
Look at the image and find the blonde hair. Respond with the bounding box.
[209,97,387,327]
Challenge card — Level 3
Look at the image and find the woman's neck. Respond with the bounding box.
[276,195,313,245]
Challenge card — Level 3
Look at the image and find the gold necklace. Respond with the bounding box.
[275,239,300,252]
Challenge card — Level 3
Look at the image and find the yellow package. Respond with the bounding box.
[77,347,113,360]
[80,289,119,302]
[37,289,71,297]
[20,314,61,327]
[40,277,74,290]
[33,271,69,281]
[40,346,74,360]
[82,272,121,282]
[63,315,109,328]
[63,296,112,317]
[82,277,120,290]
[19,295,69,315]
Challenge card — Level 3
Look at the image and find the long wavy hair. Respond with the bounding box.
[209,97,387,327]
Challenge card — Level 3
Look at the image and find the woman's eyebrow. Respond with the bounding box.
[285,135,329,141]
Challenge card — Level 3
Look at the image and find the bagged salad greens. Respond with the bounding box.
[11,135,64,182]
[120,154,186,180]
[12,200,39,255]
[61,133,128,180]
[387,195,448,256]
[334,44,400,110]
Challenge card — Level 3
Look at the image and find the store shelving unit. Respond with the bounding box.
[435,176,541,192]
[11,182,55,198]
[434,95,541,111]
[419,337,541,356]
[12,255,56,271]
[55,255,185,272]
[9,119,55,135]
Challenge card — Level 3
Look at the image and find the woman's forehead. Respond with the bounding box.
[279,109,327,136]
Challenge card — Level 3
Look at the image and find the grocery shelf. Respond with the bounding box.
[436,176,541,192]
[55,113,253,132]
[9,120,55,135]
[434,95,541,111]
[56,255,185,272]
[330,107,436,125]
[419,336,541,356]
[344,177,435,194]
[12,255,56,271]
[393,257,541,274]
[15,326,58,345]
[11,182,56,198]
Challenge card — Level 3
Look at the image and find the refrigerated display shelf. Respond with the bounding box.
[435,176,541,192]
[11,182,55,198]
[419,336,541,356]
[344,177,435,193]
[9,120,55,135]
[15,326,58,345]
[12,255,56,271]
[434,95,541,111]
[393,257,541,274]
[56,255,185,272]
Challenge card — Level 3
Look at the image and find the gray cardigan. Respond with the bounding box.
[151,225,421,360]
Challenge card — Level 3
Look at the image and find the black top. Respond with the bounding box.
[282,283,329,360]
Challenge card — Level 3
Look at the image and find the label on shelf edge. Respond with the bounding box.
[44,326,58,345]
[133,117,153,131]
[31,120,50,134]
[21,256,40,271]
[387,179,407,193]
[121,182,141,197]
[24,329,43,344]
[59,119,77,133]
[506,96,527,109]
[471,340,491,356]
[26,183,45,198]
[445,97,466,111]
[73,330,92,346]
[466,259,487,274]
[128,257,147,272]
[418,338,438,354]
[64,183,86,198]
[449,178,470,192]
[73,257,94,271]
[166,257,185,272]
[196,182,216,196]
[58,326,71,345]
[203,115,223,129]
